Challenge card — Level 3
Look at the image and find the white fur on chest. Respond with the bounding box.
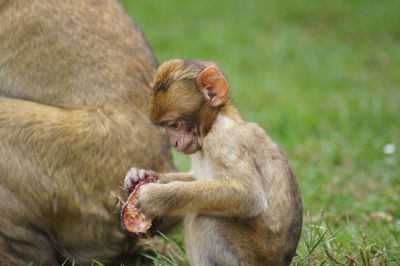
[190,152,214,180]
[189,115,235,180]
[214,114,235,131]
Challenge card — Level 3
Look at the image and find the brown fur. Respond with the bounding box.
[126,59,303,265]
[0,0,174,264]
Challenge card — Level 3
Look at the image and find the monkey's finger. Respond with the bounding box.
[124,182,134,192]
[126,167,139,180]
[145,170,157,179]
[124,168,139,191]
[124,180,134,192]
[138,169,146,179]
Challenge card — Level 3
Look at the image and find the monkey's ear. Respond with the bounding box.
[196,66,229,107]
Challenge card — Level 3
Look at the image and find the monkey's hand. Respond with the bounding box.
[135,183,166,220]
[124,167,159,193]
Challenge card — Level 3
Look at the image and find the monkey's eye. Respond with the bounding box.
[167,121,178,129]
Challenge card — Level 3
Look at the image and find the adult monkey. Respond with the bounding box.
[0,0,174,264]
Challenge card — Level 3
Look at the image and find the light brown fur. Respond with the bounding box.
[125,59,303,265]
[0,0,174,264]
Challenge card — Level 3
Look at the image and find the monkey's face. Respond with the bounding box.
[161,119,201,155]
[149,59,229,155]
[149,60,204,155]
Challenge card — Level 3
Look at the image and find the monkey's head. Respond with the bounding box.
[149,59,229,154]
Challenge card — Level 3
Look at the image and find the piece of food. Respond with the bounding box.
[121,179,155,235]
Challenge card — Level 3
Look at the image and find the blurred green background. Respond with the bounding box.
[120,0,399,264]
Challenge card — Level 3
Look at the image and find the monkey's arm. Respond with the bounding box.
[124,168,195,192]
[159,172,195,183]
[135,178,266,219]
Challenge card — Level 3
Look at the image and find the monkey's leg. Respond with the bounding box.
[0,98,132,263]
[185,214,273,266]
[184,214,240,266]
[0,183,60,265]
[0,99,65,264]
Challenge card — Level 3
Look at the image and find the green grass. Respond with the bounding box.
[120,0,400,264]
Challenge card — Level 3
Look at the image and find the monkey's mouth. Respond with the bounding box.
[181,143,199,154]
[179,139,200,155]
[174,133,200,154]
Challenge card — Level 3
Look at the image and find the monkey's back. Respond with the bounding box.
[253,123,303,265]
[0,0,157,109]
[238,122,302,265]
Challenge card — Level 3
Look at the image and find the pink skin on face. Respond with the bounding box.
[165,127,200,154]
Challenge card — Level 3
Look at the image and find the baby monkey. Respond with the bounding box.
[124,59,302,266]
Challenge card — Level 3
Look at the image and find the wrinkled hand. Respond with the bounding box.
[135,183,167,220]
[124,167,159,193]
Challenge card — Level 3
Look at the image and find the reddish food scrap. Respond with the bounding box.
[122,179,155,235]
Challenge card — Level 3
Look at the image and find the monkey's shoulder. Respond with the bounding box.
[210,117,275,147]
[206,117,284,162]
